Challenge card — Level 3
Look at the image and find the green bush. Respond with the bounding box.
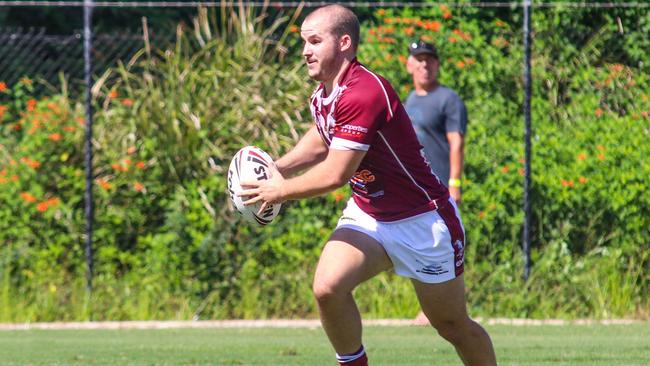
[0,5,648,321]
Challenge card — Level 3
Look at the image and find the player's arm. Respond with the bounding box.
[447,131,464,203]
[274,125,328,177]
[239,148,365,205]
[281,149,364,200]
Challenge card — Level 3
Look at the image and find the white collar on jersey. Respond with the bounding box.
[320,83,347,106]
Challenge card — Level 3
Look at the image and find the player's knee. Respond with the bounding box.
[312,279,342,304]
[431,318,471,344]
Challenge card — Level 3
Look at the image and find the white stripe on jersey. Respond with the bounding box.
[359,65,394,118]
[377,131,433,201]
[330,137,370,151]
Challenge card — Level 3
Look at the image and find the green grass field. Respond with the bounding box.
[1,324,648,365]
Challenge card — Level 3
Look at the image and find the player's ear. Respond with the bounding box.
[406,55,415,74]
[340,34,353,52]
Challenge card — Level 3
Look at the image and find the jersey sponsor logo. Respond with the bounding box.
[350,169,375,195]
[338,124,369,138]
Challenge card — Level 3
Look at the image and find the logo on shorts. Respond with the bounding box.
[416,260,449,276]
[453,239,465,268]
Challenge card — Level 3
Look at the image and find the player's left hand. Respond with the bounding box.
[238,164,286,214]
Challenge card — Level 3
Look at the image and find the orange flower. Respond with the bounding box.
[20,192,37,203]
[425,21,441,32]
[456,60,466,69]
[332,191,345,202]
[133,181,145,192]
[596,145,606,151]
[595,108,603,117]
[448,36,458,43]
[36,202,49,212]
[20,157,41,169]
[561,179,574,187]
[495,20,506,27]
[28,118,41,135]
[76,117,86,126]
[135,161,146,169]
[453,29,471,41]
[492,37,509,47]
[518,168,525,176]
[501,166,510,173]
[579,176,588,184]
[289,24,299,33]
[112,163,127,172]
[0,104,7,119]
[122,98,134,107]
[377,9,386,16]
[403,27,415,36]
[577,153,587,161]
[48,133,62,141]
[27,99,37,112]
[478,211,486,220]
[63,125,76,133]
[127,146,137,155]
[0,82,7,93]
[96,177,112,190]
[36,197,61,212]
[642,111,649,119]
[108,90,118,98]
[398,55,407,64]
[443,11,452,20]
[598,153,605,161]
[609,63,624,73]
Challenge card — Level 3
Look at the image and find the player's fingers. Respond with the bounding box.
[242,195,263,206]
[257,201,268,215]
[239,180,259,189]
[237,188,259,197]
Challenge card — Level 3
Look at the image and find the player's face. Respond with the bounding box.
[410,54,439,87]
[300,17,342,82]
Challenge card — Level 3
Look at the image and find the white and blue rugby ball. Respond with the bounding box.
[227,146,281,225]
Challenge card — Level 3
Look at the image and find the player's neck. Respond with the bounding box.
[414,80,439,96]
[324,57,354,95]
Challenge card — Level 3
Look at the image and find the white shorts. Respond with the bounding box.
[335,198,466,284]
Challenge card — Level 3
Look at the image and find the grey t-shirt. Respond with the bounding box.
[404,86,467,186]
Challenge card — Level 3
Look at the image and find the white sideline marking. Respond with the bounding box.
[0,318,645,330]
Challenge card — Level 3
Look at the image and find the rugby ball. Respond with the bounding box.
[227,146,282,225]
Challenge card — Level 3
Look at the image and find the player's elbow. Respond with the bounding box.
[321,172,347,190]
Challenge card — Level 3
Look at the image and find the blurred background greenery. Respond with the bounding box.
[0,2,648,321]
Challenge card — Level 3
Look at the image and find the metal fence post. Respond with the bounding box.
[83,0,95,298]
[522,0,533,281]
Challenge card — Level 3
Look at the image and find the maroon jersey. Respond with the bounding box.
[310,59,449,221]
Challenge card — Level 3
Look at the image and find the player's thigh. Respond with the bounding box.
[410,275,469,324]
[314,228,393,294]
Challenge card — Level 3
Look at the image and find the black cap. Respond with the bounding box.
[409,40,438,58]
